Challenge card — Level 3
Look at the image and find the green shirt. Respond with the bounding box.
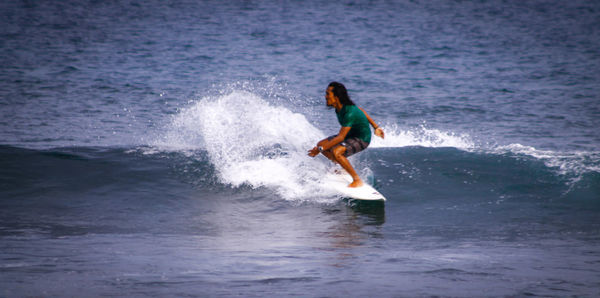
[336,105,371,144]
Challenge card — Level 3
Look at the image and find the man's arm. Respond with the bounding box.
[308,127,351,157]
[322,126,351,151]
[358,107,385,139]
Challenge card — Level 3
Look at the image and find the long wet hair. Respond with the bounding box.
[328,82,355,106]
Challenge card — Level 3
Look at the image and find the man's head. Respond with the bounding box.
[327,82,355,107]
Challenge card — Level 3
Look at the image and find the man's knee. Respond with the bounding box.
[332,146,346,159]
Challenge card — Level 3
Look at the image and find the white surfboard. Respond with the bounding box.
[324,172,386,201]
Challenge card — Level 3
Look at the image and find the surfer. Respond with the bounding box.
[308,82,384,187]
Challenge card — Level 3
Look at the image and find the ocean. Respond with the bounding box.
[1,0,599,296]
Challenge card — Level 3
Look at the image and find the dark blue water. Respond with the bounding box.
[1,0,599,296]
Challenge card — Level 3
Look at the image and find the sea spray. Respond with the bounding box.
[156,91,341,201]
[370,124,475,149]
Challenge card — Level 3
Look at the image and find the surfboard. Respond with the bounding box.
[324,172,386,201]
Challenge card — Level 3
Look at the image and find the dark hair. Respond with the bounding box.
[328,81,355,106]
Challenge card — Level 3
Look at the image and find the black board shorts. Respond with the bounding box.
[327,135,369,157]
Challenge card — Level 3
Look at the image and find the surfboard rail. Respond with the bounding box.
[323,172,386,201]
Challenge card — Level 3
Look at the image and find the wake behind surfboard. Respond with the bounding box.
[323,172,386,201]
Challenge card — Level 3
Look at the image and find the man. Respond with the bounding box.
[308,82,385,187]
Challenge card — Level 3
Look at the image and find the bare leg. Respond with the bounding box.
[332,146,363,188]
[315,138,361,185]
[317,139,338,164]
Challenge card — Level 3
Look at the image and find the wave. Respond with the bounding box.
[144,90,598,202]
[492,143,600,177]
[3,90,597,203]
[374,125,600,184]
[1,144,598,206]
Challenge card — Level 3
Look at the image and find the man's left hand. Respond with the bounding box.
[375,127,385,139]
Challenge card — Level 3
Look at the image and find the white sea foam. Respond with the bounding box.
[370,124,475,149]
[493,143,600,179]
[154,91,341,201]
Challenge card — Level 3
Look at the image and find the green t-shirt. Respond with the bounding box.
[336,105,371,144]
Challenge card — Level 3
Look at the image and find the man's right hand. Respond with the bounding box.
[308,146,320,157]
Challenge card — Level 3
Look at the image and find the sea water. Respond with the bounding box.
[1,0,599,296]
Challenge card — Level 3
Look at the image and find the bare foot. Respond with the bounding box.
[348,179,364,188]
